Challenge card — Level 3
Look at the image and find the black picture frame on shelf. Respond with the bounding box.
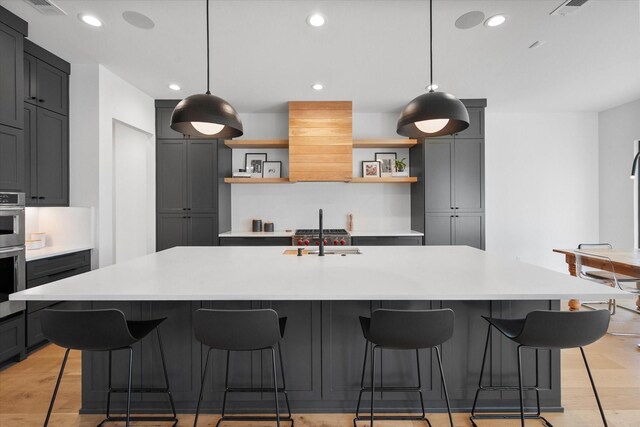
[362,161,381,178]
[262,161,282,178]
[375,152,397,177]
[245,153,267,178]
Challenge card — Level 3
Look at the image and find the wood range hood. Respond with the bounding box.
[288,101,353,182]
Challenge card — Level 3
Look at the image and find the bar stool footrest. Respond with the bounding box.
[215,415,294,426]
[225,386,287,393]
[470,413,553,427]
[97,415,178,427]
[359,385,422,392]
[108,387,170,393]
[354,414,432,425]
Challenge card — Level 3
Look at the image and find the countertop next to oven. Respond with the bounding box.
[25,245,93,262]
[218,230,424,237]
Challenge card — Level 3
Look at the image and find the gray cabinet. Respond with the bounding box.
[0,21,23,130]
[27,107,68,206]
[0,313,25,366]
[157,214,218,251]
[0,124,24,191]
[351,236,423,246]
[411,99,486,250]
[156,106,185,139]
[23,40,70,116]
[157,140,187,213]
[219,237,292,246]
[23,53,35,104]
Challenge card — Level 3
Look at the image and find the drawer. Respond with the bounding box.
[0,313,25,364]
[219,237,292,246]
[27,250,91,281]
[27,265,90,313]
[351,236,423,246]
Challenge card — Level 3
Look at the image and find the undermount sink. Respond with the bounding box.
[307,247,362,255]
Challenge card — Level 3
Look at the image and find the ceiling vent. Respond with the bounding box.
[550,0,590,16]
[23,0,67,16]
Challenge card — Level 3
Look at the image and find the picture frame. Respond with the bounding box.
[362,160,381,178]
[375,152,397,177]
[245,153,268,178]
[262,161,282,178]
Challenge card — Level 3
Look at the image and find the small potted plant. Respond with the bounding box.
[393,158,409,177]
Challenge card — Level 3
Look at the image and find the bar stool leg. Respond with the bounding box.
[470,324,491,419]
[105,351,112,420]
[434,346,453,427]
[194,348,212,427]
[125,347,133,427]
[156,328,178,421]
[43,348,70,427]
[517,345,525,427]
[354,340,369,422]
[270,347,281,427]
[370,344,376,427]
[277,343,293,422]
[580,347,608,427]
[416,349,426,419]
[220,350,231,419]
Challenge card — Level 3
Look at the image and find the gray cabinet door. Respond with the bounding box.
[454,107,484,139]
[24,103,35,202]
[453,139,483,212]
[351,236,423,246]
[425,213,453,246]
[157,140,187,213]
[0,22,23,129]
[34,108,68,206]
[0,313,25,364]
[219,237,292,246]
[424,139,453,213]
[23,54,37,105]
[156,106,185,139]
[0,124,24,192]
[157,214,188,251]
[35,59,68,115]
[453,213,484,249]
[188,214,218,246]
[187,140,217,213]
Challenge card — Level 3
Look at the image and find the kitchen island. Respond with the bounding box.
[11,246,631,415]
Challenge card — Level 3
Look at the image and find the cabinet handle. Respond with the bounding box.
[38,197,45,200]
[29,96,37,100]
[182,216,187,219]
[31,196,38,199]
[38,99,45,103]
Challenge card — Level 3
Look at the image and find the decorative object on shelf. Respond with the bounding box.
[26,239,44,250]
[264,222,274,232]
[252,219,263,233]
[348,213,354,232]
[30,232,47,246]
[392,158,409,177]
[245,153,267,178]
[375,152,397,177]
[169,0,243,138]
[232,170,252,178]
[362,161,381,178]
[396,0,469,138]
[262,161,282,178]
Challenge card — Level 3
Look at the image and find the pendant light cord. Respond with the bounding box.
[429,0,434,92]
[206,0,211,95]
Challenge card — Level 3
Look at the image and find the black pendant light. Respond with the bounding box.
[170,0,243,138]
[397,0,469,138]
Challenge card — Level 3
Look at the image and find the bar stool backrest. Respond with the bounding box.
[515,309,610,349]
[368,308,454,349]
[194,309,282,351]
[41,309,136,351]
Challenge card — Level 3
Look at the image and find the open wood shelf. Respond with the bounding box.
[224,139,289,149]
[352,139,417,149]
[224,177,290,184]
[350,177,417,183]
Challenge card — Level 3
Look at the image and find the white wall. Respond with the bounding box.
[598,99,640,248]
[24,207,94,248]
[113,121,154,263]
[231,112,412,231]
[68,65,155,268]
[485,112,600,272]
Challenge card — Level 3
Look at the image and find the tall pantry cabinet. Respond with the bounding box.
[155,100,232,251]
[410,99,486,249]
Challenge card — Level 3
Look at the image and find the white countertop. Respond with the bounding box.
[11,246,632,301]
[219,230,424,237]
[26,245,93,262]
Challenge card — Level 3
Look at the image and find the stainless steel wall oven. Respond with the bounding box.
[0,192,26,318]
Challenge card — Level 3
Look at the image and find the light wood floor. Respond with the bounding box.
[1,304,639,427]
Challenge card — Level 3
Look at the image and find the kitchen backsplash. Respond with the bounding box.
[25,207,95,248]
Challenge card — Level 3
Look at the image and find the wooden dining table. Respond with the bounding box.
[554,248,640,310]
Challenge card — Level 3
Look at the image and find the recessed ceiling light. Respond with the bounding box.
[122,11,155,30]
[307,13,326,27]
[485,14,507,27]
[455,11,485,30]
[426,84,439,91]
[311,83,324,91]
[169,84,181,91]
[79,14,102,27]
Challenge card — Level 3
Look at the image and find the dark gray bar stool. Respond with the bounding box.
[470,309,611,427]
[193,308,293,427]
[354,308,455,427]
[41,309,177,427]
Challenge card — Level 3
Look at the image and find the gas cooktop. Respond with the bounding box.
[292,229,351,246]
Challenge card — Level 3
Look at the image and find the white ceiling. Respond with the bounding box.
[1,0,639,113]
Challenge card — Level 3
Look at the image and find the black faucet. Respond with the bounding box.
[319,209,324,256]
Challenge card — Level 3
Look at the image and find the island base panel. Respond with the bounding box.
[80,300,561,413]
